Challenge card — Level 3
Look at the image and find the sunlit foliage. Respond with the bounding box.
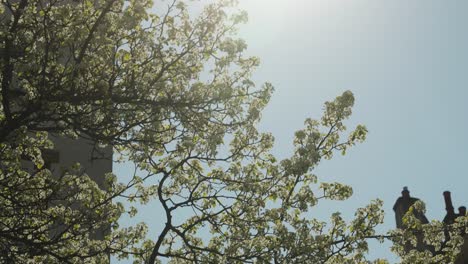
[0,0,465,263]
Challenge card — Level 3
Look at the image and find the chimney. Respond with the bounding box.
[402,186,410,198]
[459,206,466,217]
[443,191,456,224]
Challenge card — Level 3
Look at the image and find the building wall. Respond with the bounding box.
[49,134,113,241]
[48,134,112,189]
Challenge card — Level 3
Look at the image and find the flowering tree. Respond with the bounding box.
[0,0,465,263]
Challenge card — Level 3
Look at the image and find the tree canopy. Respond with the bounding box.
[0,0,465,263]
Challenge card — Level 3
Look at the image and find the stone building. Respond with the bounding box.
[393,187,429,229]
[46,134,113,240]
[393,188,468,263]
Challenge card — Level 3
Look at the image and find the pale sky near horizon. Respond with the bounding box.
[116,0,468,263]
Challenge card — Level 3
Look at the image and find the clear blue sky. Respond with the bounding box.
[116,0,468,262]
[238,0,468,261]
